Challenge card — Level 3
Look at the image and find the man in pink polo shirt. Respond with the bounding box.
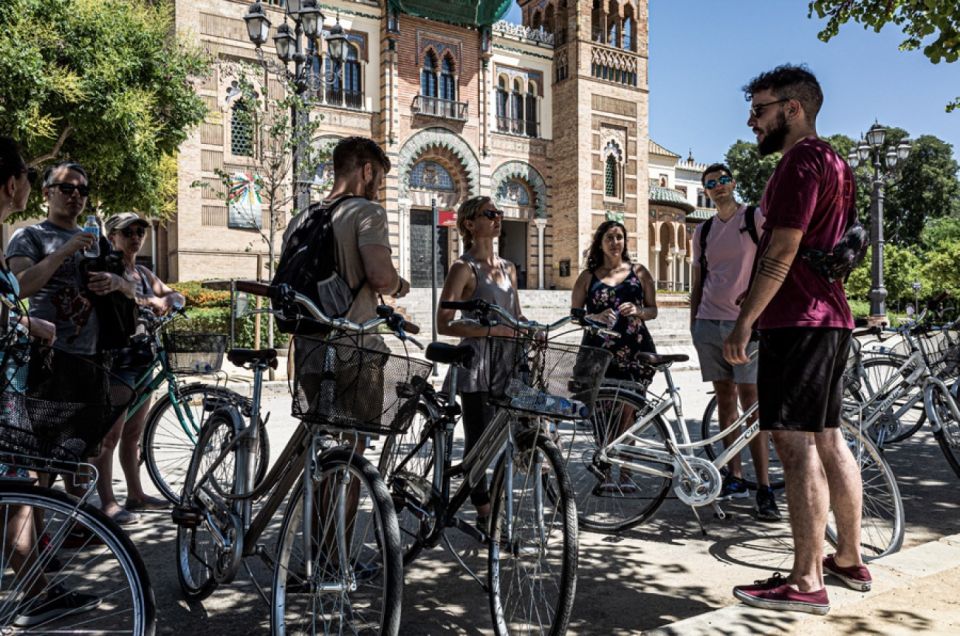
[724,64,868,616]
[690,163,780,522]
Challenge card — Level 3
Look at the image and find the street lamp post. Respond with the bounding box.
[846,121,911,321]
[243,0,346,216]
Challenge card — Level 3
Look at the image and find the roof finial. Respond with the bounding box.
[687,148,694,163]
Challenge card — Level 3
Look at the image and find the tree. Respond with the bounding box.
[724,140,780,205]
[0,0,210,218]
[920,215,960,249]
[885,134,960,245]
[808,0,960,111]
[197,62,328,352]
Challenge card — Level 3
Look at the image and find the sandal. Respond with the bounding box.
[125,496,170,512]
[107,508,140,526]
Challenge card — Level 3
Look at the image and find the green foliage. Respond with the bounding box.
[0,0,210,219]
[920,215,960,248]
[168,282,231,308]
[723,140,780,205]
[807,1,960,111]
[885,134,960,244]
[919,240,960,300]
[182,307,289,350]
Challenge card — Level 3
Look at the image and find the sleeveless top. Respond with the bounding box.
[581,266,656,381]
[446,253,521,394]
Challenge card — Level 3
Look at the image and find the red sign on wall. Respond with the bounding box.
[437,210,457,227]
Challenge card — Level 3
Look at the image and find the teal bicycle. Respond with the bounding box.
[130,309,269,504]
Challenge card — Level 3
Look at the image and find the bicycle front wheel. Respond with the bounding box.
[825,420,904,561]
[859,358,926,445]
[272,447,403,636]
[0,483,156,634]
[560,387,673,532]
[930,383,960,478]
[143,383,269,504]
[488,433,577,636]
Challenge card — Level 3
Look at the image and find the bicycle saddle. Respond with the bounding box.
[425,342,475,367]
[227,348,279,369]
[635,352,689,366]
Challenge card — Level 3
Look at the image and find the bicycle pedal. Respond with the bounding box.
[171,505,203,528]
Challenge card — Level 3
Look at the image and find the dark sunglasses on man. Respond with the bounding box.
[704,175,733,190]
[479,208,504,220]
[120,227,147,238]
[47,182,90,197]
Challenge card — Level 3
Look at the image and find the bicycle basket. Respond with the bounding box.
[0,347,135,467]
[480,337,612,417]
[291,336,433,436]
[162,332,226,374]
[931,330,960,379]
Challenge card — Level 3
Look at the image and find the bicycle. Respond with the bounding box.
[118,308,269,504]
[560,348,905,561]
[0,323,156,633]
[379,299,613,635]
[173,282,428,635]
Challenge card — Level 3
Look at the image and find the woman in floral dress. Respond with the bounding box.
[571,220,658,493]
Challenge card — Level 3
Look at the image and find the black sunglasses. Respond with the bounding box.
[749,98,789,119]
[479,208,504,220]
[704,175,734,190]
[120,227,146,238]
[48,182,90,197]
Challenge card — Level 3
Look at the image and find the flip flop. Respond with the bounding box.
[125,496,170,512]
[108,509,140,526]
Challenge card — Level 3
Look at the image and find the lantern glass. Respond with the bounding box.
[866,122,886,148]
[300,0,322,38]
[885,147,898,169]
[897,140,911,162]
[285,0,304,15]
[274,24,294,62]
[847,150,859,169]
[326,23,346,63]
[857,141,871,162]
[244,2,271,46]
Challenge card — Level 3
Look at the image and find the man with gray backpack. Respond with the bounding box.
[690,163,780,522]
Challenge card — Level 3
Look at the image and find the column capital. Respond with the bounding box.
[534,217,548,229]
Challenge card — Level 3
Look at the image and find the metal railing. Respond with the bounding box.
[322,88,363,110]
[495,116,540,138]
[412,95,468,121]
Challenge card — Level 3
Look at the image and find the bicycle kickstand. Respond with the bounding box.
[689,505,709,537]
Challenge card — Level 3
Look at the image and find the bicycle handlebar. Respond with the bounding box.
[441,298,618,338]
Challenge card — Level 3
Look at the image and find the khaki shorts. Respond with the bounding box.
[692,318,758,384]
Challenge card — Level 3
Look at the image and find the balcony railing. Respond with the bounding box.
[321,88,364,110]
[496,116,540,138]
[412,95,468,121]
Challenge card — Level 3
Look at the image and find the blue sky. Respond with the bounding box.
[504,2,960,164]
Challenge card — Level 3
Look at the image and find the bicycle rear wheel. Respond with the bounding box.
[143,383,269,504]
[930,383,960,478]
[0,483,156,634]
[378,403,438,565]
[272,447,403,636]
[825,420,904,561]
[700,395,785,490]
[175,408,243,600]
[488,433,576,636]
[559,387,672,532]
[859,358,925,445]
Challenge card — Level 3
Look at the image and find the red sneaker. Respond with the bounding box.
[733,573,830,615]
[823,554,872,592]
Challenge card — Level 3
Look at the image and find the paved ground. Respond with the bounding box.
[107,368,960,634]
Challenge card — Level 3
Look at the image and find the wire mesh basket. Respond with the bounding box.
[162,332,227,374]
[890,329,960,379]
[0,347,135,468]
[291,336,433,436]
[478,337,613,418]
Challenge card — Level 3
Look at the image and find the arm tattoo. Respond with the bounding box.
[757,256,791,282]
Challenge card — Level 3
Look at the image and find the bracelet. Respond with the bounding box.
[393,278,404,296]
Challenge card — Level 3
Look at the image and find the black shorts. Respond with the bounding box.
[757,327,852,433]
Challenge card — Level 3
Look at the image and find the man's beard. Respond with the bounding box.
[758,111,789,156]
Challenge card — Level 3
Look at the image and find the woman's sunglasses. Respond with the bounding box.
[704,175,734,190]
[120,227,147,238]
[479,208,504,220]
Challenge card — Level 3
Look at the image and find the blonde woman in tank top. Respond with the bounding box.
[437,195,527,531]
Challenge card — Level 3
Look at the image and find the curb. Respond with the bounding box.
[645,532,960,635]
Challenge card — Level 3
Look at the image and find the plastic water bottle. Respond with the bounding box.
[83,215,100,258]
[508,380,589,418]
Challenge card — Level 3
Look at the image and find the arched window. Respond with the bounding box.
[525,81,538,137]
[556,0,568,44]
[511,80,524,134]
[604,154,618,198]
[342,44,361,108]
[544,5,555,35]
[591,0,603,43]
[531,10,542,30]
[421,51,438,98]
[607,0,619,47]
[496,76,509,131]
[497,178,532,206]
[410,160,455,191]
[230,99,253,157]
[440,55,456,101]
[622,4,635,51]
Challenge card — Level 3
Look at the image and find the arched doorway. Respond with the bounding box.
[406,156,465,287]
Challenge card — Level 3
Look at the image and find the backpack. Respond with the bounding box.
[271,196,364,334]
[799,212,868,283]
[698,205,759,296]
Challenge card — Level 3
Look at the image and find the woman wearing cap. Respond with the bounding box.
[93,212,185,524]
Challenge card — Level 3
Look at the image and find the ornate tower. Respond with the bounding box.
[520,0,649,288]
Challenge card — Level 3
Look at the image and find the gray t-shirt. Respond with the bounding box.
[7,221,99,355]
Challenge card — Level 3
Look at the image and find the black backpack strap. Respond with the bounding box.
[742,206,760,245]
[697,217,714,297]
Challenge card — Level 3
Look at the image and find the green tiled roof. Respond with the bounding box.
[649,186,694,212]
[686,207,717,221]
[389,0,512,26]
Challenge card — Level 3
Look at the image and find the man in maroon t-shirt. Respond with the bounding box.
[723,65,869,616]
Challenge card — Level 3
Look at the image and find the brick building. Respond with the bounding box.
[163,0,652,289]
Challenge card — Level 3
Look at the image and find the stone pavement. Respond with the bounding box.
[111,368,958,634]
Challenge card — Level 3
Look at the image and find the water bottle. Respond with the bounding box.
[508,380,544,411]
[83,215,100,258]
